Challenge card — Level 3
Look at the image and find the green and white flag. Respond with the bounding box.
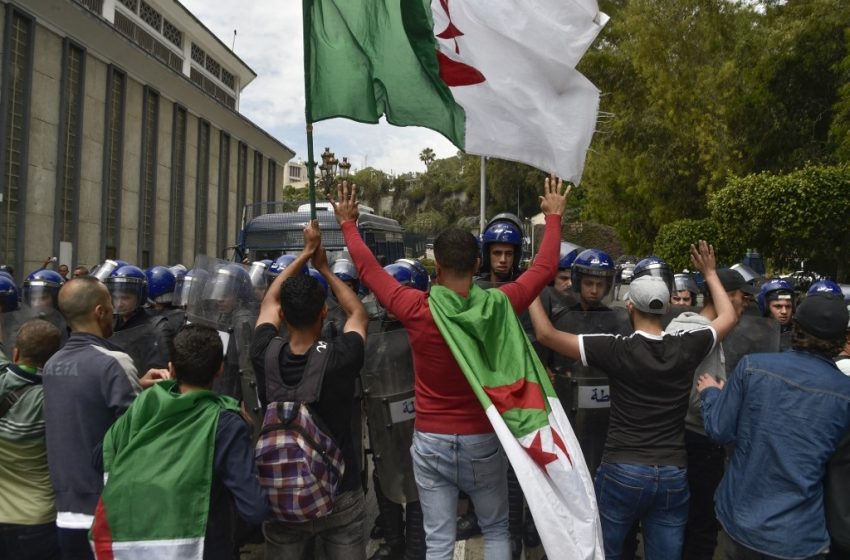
[91,381,239,560]
[429,284,603,560]
[304,0,607,185]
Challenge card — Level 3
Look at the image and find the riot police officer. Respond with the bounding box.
[145,265,185,351]
[758,278,795,348]
[0,273,18,314]
[104,265,169,374]
[671,273,700,308]
[366,260,429,560]
[477,213,524,284]
[22,269,68,343]
[332,258,360,294]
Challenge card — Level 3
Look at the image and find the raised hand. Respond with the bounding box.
[302,220,321,255]
[539,174,571,217]
[689,240,716,275]
[328,181,359,225]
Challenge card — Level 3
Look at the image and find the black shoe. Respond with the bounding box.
[523,515,541,548]
[369,543,405,560]
[455,513,481,541]
[511,536,523,560]
[370,516,384,540]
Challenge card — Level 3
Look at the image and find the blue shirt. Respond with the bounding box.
[701,350,850,559]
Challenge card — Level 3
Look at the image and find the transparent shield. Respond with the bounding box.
[723,314,780,374]
[186,256,259,332]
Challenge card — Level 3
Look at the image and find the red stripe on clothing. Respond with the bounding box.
[483,378,546,414]
[91,498,115,560]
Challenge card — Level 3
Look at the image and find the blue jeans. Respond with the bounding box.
[263,489,366,560]
[594,462,689,560]
[411,431,510,560]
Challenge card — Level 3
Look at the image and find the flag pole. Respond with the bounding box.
[479,156,487,234]
[303,0,317,220]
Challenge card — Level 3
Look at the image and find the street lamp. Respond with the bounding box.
[317,148,352,193]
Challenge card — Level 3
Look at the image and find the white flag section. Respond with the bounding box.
[432,0,609,185]
[485,397,603,559]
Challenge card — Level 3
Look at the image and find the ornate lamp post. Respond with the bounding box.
[317,148,352,194]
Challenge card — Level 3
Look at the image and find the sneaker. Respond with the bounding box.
[455,513,481,540]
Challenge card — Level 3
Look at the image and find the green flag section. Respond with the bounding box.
[429,284,603,559]
[303,0,465,146]
[428,285,557,440]
[91,381,239,560]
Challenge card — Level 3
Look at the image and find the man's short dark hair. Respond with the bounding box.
[790,321,846,359]
[15,319,61,368]
[59,277,109,328]
[434,228,479,274]
[281,274,325,329]
[170,325,223,387]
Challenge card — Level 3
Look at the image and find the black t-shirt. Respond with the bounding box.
[251,324,365,492]
[580,327,716,467]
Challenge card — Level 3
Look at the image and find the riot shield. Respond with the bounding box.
[235,318,262,439]
[723,314,780,374]
[0,307,38,359]
[662,305,703,330]
[186,256,260,401]
[549,307,632,473]
[362,328,417,504]
[109,322,169,375]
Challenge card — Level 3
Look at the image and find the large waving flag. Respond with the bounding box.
[304,0,608,185]
[429,284,602,560]
[91,381,239,559]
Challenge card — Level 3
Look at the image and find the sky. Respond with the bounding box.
[181,0,459,174]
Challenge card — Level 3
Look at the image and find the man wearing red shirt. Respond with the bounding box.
[331,179,568,560]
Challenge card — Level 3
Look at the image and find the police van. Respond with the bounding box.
[236,201,405,264]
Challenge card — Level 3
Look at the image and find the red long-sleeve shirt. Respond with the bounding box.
[342,215,562,434]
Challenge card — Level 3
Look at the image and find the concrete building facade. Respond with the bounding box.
[0,0,294,279]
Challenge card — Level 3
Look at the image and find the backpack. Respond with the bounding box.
[254,337,345,522]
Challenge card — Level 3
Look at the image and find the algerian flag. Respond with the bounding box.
[91,381,239,560]
[304,0,608,185]
[429,284,603,560]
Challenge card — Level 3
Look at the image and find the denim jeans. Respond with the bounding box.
[0,522,60,560]
[594,462,689,560]
[411,431,510,560]
[263,489,366,560]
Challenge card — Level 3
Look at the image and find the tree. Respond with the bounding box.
[653,218,730,271]
[708,164,850,280]
[419,147,436,170]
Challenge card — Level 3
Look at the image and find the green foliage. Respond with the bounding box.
[708,164,850,280]
[653,219,728,271]
[404,210,448,235]
[577,0,850,255]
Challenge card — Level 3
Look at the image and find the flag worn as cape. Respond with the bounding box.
[91,381,239,560]
[429,284,603,560]
[304,0,608,185]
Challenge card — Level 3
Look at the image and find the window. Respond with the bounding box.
[162,19,182,48]
[289,165,302,179]
[267,159,277,201]
[102,67,125,260]
[191,43,205,65]
[235,142,247,236]
[217,132,230,256]
[252,151,263,204]
[118,0,138,11]
[169,105,187,263]
[194,120,210,255]
[138,87,159,267]
[54,40,85,259]
[0,7,34,273]
[139,1,162,32]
